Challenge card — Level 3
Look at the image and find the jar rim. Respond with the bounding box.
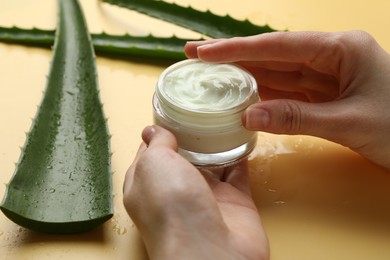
[153,93,244,131]
[156,59,259,115]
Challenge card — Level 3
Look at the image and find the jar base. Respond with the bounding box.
[178,137,257,169]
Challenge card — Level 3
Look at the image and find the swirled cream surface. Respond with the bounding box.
[162,61,253,111]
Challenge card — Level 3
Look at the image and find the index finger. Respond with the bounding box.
[187,31,350,76]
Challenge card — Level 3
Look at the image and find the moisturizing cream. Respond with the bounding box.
[153,59,259,168]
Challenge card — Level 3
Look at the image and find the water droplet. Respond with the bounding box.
[74,132,86,140]
[122,228,127,235]
[112,223,127,235]
[273,200,286,206]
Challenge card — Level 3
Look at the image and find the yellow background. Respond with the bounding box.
[1,0,390,259]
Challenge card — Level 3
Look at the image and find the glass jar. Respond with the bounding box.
[153,59,259,168]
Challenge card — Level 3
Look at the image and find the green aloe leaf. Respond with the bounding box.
[0,1,279,61]
[0,0,113,234]
[101,0,277,38]
[0,26,191,61]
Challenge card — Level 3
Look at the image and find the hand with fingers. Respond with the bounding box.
[185,30,390,171]
[123,30,390,260]
[123,125,269,260]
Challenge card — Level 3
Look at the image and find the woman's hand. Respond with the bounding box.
[185,31,390,170]
[123,126,269,260]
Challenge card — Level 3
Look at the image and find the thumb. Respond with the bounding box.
[141,125,178,151]
[242,99,361,146]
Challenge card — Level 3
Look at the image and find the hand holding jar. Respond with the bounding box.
[123,30,390,260]
[186,30,390,171]
[123,125,269,260]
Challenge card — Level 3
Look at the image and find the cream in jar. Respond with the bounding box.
[153,59,259,168]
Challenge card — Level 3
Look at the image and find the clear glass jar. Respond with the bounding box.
[153,59,259,168]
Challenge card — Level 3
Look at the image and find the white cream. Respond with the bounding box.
[153,59,259,168]
[163,62,252,111]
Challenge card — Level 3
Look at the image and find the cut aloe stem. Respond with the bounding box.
[1,0,113,234]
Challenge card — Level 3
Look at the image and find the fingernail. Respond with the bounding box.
[142,125,157,145]
[245,107,270,130]
[197,45,213,61]
[196,45,206,54]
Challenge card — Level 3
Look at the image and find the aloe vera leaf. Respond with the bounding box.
[0,0,113,234]
[101,0,277,38]
[0,26,190,60]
